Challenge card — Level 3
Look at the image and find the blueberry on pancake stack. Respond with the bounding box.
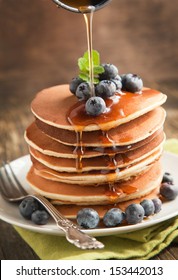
[25,55,167,219]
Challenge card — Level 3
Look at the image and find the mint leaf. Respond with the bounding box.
[79,73,89,82]
[92,50,100,66]
[78,50,104,83]
[94,65,104,74]
[78,57,88,72]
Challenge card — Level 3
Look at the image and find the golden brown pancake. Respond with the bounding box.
[54,187,160,219]
[31,147,162,185]
[27,160,162,205]
[29,131,164,172]
[35,106,166,147]
[25,122,164,158]
[31,85,167,131]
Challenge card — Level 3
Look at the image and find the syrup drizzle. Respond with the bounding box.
[80,6,95,97]
[73,131,85,171]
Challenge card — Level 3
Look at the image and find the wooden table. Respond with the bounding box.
[0,0,178,259]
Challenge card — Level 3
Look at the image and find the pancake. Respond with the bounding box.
[31,85,167,132]
[25,82,167,223]
[29,132,164,172]
[25,122,164,158]
[35,106,166,147]
[27,160,162,205]
[31,146,162,184]
[54,187,160,219]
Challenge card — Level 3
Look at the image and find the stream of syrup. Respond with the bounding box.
[80,6,95,97]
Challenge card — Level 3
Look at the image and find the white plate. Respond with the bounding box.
[0,152,178,237]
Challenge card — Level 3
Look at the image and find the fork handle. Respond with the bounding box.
[32,194,104,249]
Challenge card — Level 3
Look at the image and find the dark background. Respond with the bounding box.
[0,0,178,259]
[0,0,178,121]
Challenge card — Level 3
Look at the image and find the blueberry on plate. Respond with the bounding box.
[76,82,91,100]
[103,208,125,227]
[99,63,118,80]
[69,77,83,94]
[125,203,145,224]
[121,73,143,93]
[160,182,178,200]
[152,198,162,213]
[85,96,106,116]
[140,199,155,216]
[76,208,100,229]
[31,210,50,225]
[19,197,39,219]
[95,80,116,98]
[162,172,174,185]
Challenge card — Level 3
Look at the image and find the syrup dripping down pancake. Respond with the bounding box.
[54,187,160,219]
[27,161,162,205]
[31,84,167,132]
[29,132,164,172]
[35,106,166,147]
[25,122,164,158]
[31,147,162,185]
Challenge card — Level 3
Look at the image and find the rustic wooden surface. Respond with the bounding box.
[0,0,178,260]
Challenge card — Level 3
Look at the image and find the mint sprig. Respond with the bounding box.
[78,50,104,84]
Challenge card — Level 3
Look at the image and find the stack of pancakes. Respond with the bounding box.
[25,85,167,218]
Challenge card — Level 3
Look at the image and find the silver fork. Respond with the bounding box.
[0,160,104,250]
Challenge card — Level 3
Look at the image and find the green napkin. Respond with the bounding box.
[14,139,178,260]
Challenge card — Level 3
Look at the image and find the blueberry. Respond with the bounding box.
[76,208,100,229]
[19,197,39,219]
[69,77,83,94]
[121,73,143,93]
[95,80,116,98]
[114,74,122,81]
[76,82,91,100]
[162,172,174,185]
[125,204,145,224]
[85,96,106,116]
[31,210,50,225]
[103,208,125,227]
[111,77,122,91]
[140,199,155,216]
[99,63,118,80]
[160,183,178,200]
[152,198,162,213]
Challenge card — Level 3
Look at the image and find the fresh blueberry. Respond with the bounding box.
[31,210,50,225]
[69,77,83,94]
[114,74,122,81]
[152,198,162,213]
[76,82,91,100]
[103,208,125,227]
[160,183,178,200]
[85,96,106,116]
[19,197,39,219]
[111,77,122,91]
[121,73,143,93]
[99,63,118,80]
[140,199,155,216]
[95,80,116,98]
[76,208,100,229]
[125,204,145,224]
[162,172,174,185]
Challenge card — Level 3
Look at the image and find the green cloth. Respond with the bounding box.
[14,139,178,260]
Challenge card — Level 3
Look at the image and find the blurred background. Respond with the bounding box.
[0,0,178,159]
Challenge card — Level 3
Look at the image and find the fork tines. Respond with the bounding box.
[0,160,27,199]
